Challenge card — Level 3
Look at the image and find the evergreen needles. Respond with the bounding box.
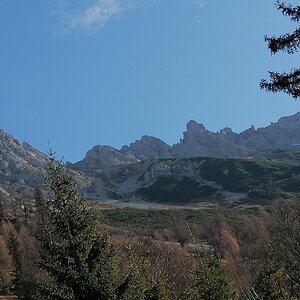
[35,157,117,300]
[261,1,300,98]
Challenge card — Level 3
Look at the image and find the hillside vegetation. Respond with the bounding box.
[137,156,300,204]
[1,162,300,299]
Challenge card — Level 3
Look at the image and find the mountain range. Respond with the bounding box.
[73,112,300,170]
[1,112,300,205]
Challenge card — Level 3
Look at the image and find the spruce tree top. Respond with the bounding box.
[261,1,300,99]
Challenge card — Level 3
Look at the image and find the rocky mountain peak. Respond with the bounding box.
[0,129,93,202]
[74,111,300,168]
[275,111,300,129]
[186,120,206,133]
[181,120,209,145]
[2,111,300,202]
[73,145,137,172]
[220,127,234,135]
[0,130,49,200]
[140,135,156,142]
[242,125,256,134]
[120,135,172,160]
[0,129,21,145]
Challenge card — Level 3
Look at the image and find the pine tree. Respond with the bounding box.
[116,257,168,300]
[7,231,33,299]
[34,157,118,300]
[192,252,236,300]
[252,245,291,300]
[260,1,300,98]
[144,280,168,300]
[274,200,300,297]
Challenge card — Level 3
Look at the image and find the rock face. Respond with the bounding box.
[0,130,91,201]
[74,112,300,169]
[238,113,300,151]
[173,121,246,157]
[71,155,300,204]
[0,129,48,198]
[2,112,300,203]
[72,145,139,173]
[173,112,300,157]
[121,135,173,160]
[67,112,300,201]
[72,136,173,174]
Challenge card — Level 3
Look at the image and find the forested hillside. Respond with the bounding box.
[0,158,299,299]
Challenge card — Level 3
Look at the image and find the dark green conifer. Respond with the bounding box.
[261,1,300,98]
[274,200,300,297]
[35,157,118,300]
[252,254,290,300]
[192,252,236,300]
[144,280,168,300]
[116,261,167,300]
[7,231,33,299]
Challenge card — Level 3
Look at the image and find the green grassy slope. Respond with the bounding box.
[201,157,300,199]
[137,156,300,203]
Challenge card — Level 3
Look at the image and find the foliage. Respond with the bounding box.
[254,149,300,161]
[200,157,300,200]
[252,252,291,300]
[101,207,174,232]
[138,175,216,204]
[274,200,300,297]
[0,223,14,295]
[34,157,119,300]
[7,231,33,299]
[260,1,300,98]
[4,156,300,299]
[133,156,300,203]
[117,267,167,300]
[100,207,263,237]
[191,252,237,300]
[144,280,168,300]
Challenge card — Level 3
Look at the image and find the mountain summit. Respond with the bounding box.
[74,112,300,167]
[172,112,300,157]
[2,112,300,202]
[120,135,173,160]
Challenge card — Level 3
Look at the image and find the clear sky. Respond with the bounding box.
[1,0,300,162]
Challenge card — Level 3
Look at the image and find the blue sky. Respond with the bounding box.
[1,0,300,162]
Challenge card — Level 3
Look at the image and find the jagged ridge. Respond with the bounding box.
[2,112,300,204]
[73,112,300,171]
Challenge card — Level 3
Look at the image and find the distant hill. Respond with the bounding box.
[67,112,300,204]
[72,156,300,205]
[1,112,300,205]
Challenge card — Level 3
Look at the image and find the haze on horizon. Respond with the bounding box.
[1,0,300,162]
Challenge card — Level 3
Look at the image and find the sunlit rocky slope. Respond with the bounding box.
[1,112,300,204]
